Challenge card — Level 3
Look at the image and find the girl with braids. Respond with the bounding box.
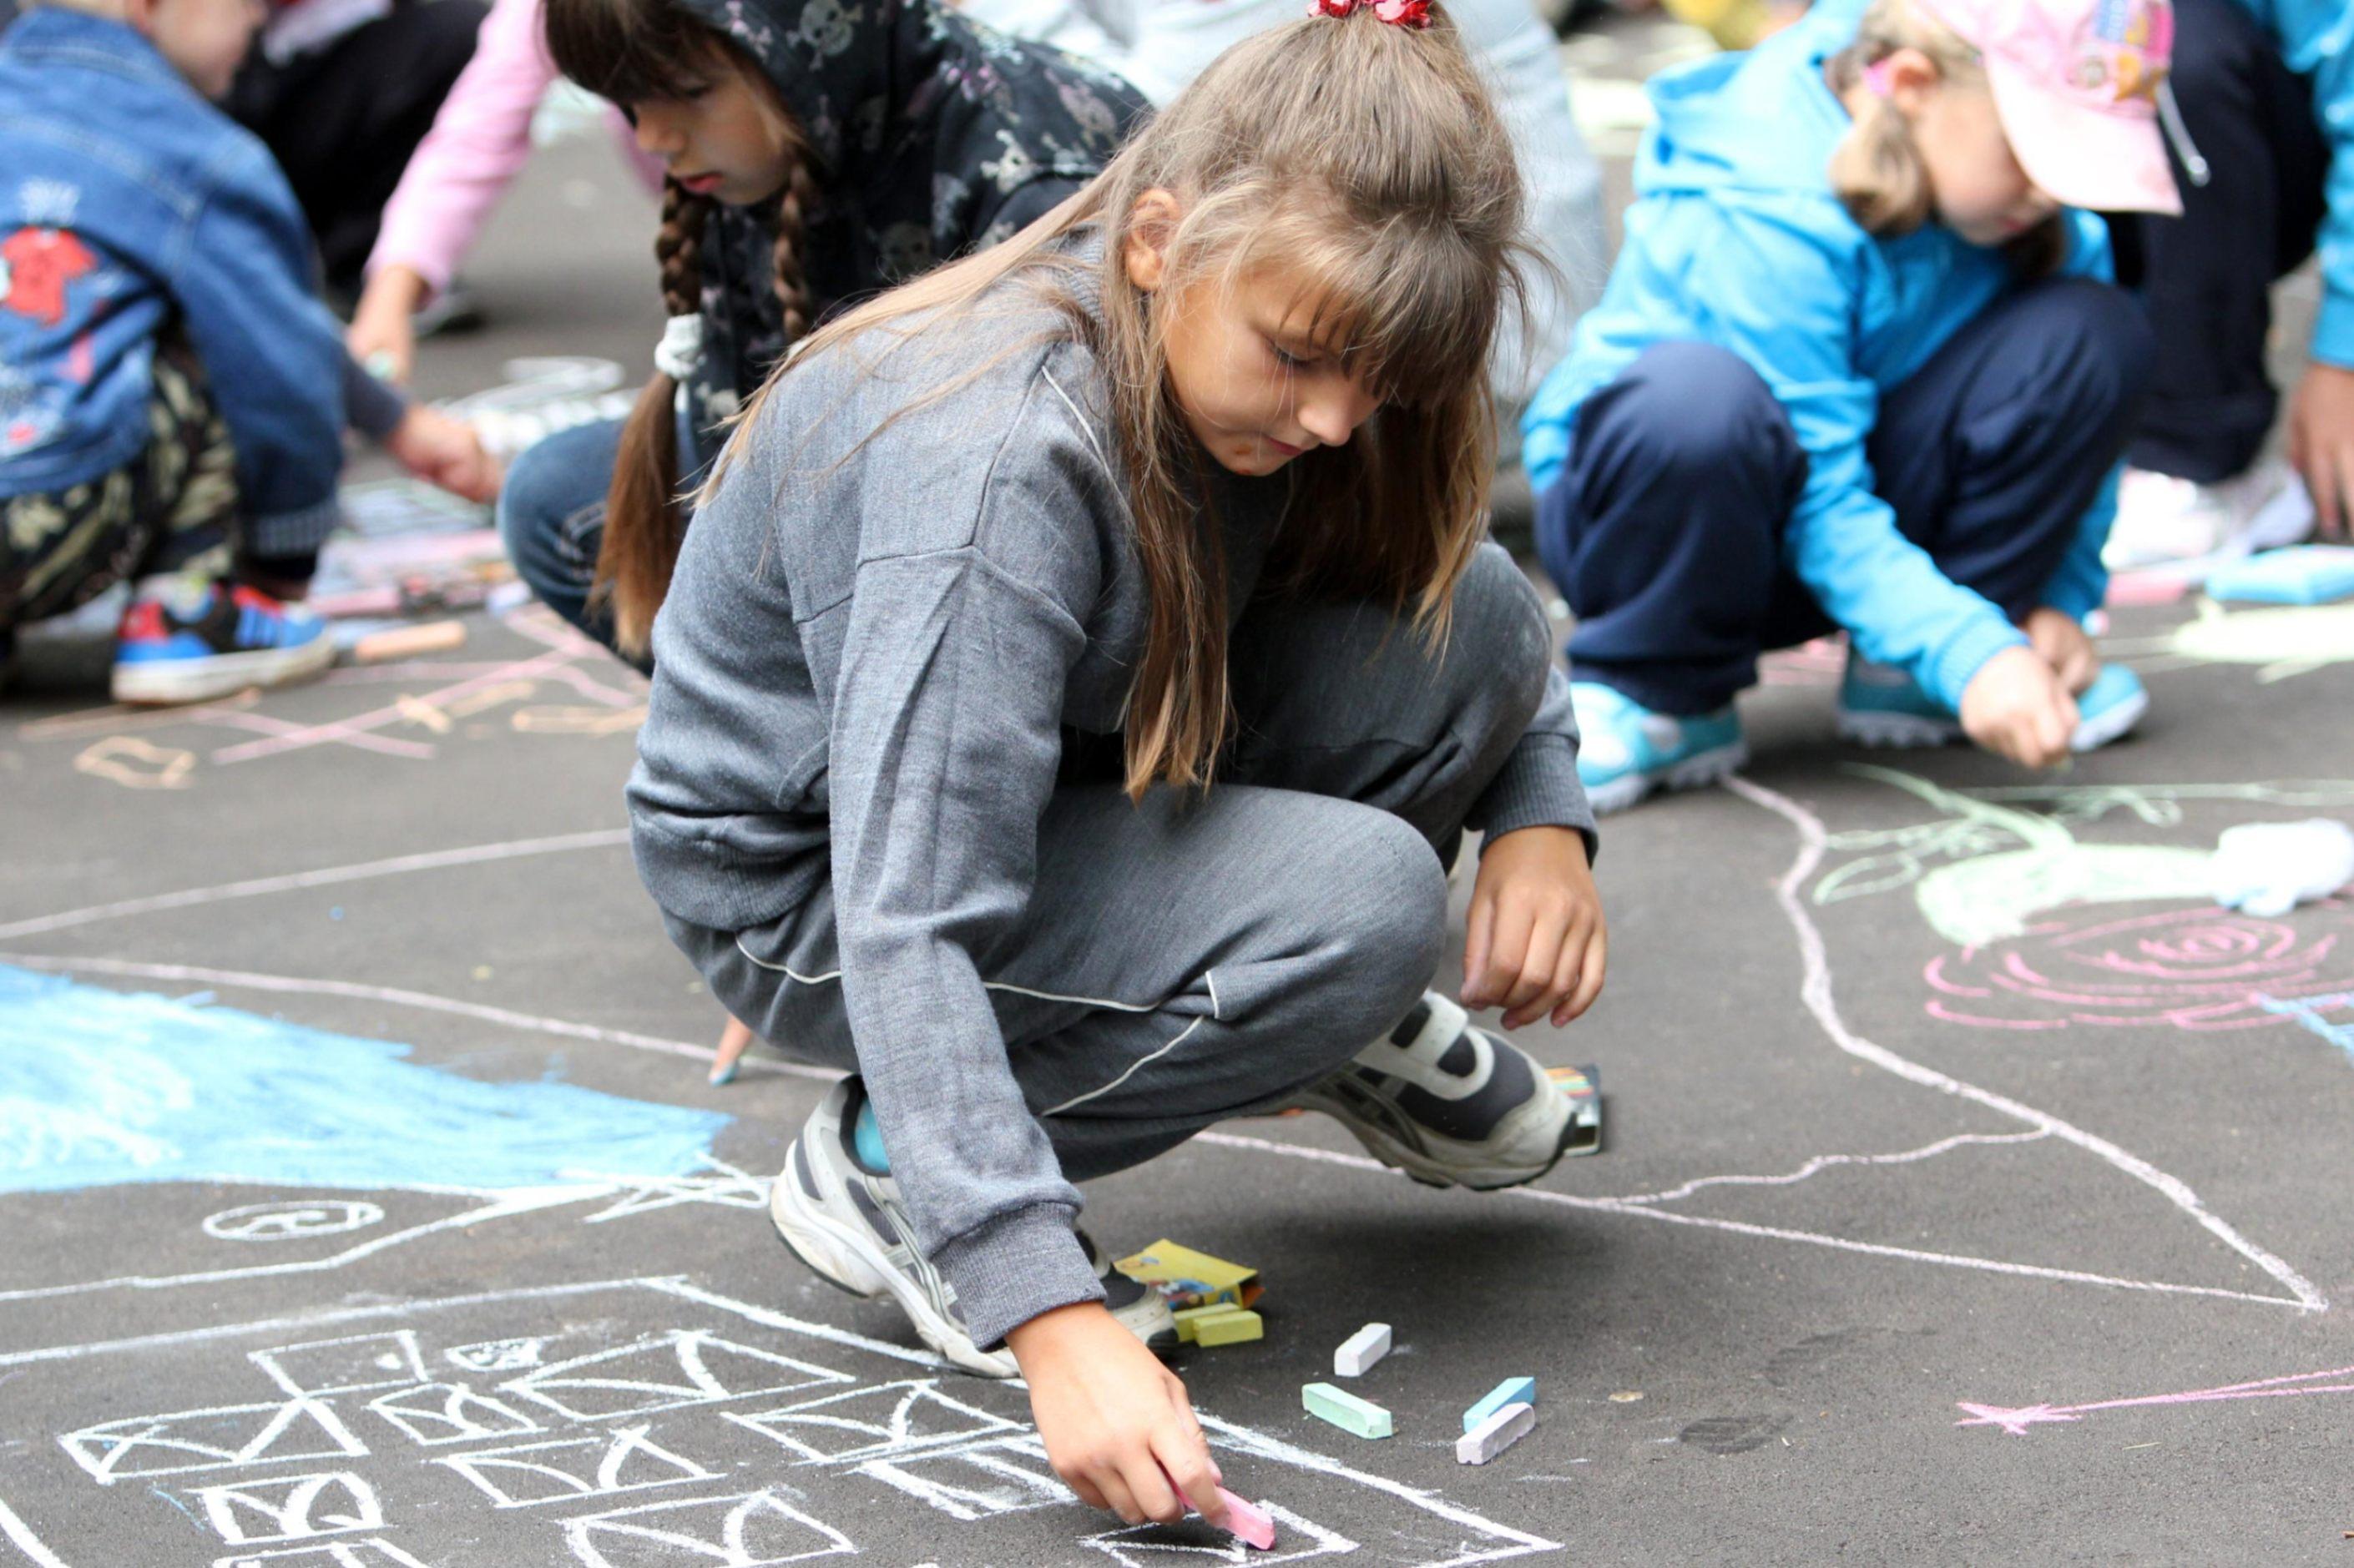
[1522,0,2189,816]
[500,0,1145,661]
[629,1,1604,1526]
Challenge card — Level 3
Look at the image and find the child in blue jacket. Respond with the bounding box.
[0,0,497,705]
[1523,0,2178,813]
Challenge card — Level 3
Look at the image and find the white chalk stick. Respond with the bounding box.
[1455,1402,1534,1465]
[1333,1322,1392,1379]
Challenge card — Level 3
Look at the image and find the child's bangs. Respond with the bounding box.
[1240,217,1501,411]
[543,0,725,106]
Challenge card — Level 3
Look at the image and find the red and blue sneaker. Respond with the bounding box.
[111,577,334,705]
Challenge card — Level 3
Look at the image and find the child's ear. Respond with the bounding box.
[1881,47,1941,111]
[1122,189,1181,295]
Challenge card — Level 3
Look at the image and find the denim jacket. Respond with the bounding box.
[0,9,348,553]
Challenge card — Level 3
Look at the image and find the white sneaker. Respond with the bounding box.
[767,1077,1175,1378]
[2104,457,2314,569]
[1289,991,1576,1190]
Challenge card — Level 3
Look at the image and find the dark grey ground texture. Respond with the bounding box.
[7,20,2354,1565]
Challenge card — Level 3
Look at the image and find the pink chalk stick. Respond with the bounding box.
[1159,1463,1276,1550]
[1217,1487,1276,1550]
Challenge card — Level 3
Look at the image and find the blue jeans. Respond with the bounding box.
[497,416,629,663]
[1535,278,2155,715]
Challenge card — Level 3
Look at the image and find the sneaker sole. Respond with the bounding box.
[111,635,335,706]
[1836,708,1963,749]
[2071,681,2149,754]
[766,1147,1019,1379]
[1585,739,1748,816]
[2244,483,2316,554]
[1299,1081,1579,1191]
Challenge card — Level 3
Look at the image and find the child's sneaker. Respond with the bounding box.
[1835,654,1966,748]
[2065,663,2149,753]
[1288,991,1576,1191]
[1571,680,1745,815]
[111,576,333,706]
[767,1076,1176,1379]
[1836,653,2147,753]
[2104,457,2313,568]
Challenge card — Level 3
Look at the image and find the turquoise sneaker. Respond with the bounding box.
[2067,663,2149,752]
[1836,654,2148,754]
[1572,681,1745,814]
[1835,656,1965,749]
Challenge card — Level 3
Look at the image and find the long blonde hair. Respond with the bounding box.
[723,4,1533,799]
[1826,0,2065,272]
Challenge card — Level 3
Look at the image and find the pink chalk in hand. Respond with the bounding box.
[1159,1462,1276,1550]
[1215,1486,1277,1550]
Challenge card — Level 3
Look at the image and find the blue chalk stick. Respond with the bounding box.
[2206,546,2354,606]
[1463,1377,1537,1433]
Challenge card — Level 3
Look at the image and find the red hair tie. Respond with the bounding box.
[1306,0,1432,28]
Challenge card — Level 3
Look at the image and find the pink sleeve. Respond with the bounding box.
[363,0,557,298]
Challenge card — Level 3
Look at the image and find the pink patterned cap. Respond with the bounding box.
[1914,0,2183,215]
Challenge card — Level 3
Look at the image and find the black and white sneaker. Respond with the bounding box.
[1291,991,1577,1190]
[1088,1233,1180,1357]
[768,1076,1175,1377]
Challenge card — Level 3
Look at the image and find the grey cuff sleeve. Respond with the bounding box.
[932,1201,1104,1352]
[244,494,346,558]
[1474,732,1599,864]
[340,345,412,442]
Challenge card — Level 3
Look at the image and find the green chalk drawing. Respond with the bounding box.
[2102,599,2354,683]
[1820,768,2213,947]
[1962,781,2354,829]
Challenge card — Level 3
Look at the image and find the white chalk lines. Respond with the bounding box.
[0,828,630,942]
[1213,775,2326,1314]
[0,788,2326,1321]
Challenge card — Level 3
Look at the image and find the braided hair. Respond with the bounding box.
[587,82,818,658]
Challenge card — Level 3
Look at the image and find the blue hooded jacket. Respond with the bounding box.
[2235,0,2354,367]
[1521,13,2119,713]
[0,10,351,554]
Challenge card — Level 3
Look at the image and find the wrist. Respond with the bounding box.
[366,266,428,315]
[1005,1300,1112,1364]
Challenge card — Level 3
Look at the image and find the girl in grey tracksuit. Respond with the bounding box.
[628,2,1603,1530]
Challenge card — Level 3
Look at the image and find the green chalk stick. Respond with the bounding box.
[1302,1381,1392,1439]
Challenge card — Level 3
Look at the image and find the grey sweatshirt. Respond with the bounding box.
[629,252,1593,1349]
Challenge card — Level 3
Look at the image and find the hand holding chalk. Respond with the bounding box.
[1159,1462,1276,1550]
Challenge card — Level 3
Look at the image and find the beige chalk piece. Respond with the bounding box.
[1456,1403,1534,1465]
[510,703,647,736]
[351,619,467,663]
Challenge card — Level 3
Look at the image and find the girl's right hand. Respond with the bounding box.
[1960,644,2077,769]
[1008,1301,1227,1530]
[348,267,427,386]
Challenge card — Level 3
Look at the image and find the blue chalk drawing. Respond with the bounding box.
[2256,991,2354,1067]
[0,964,729,1194]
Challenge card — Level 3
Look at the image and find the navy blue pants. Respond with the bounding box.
[2105,0,2329,483]
[1535,279,2154,716]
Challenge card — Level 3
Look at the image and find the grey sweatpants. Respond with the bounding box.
[666,545,1558,1182]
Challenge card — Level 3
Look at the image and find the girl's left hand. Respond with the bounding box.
[1462,825,1606,1031]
